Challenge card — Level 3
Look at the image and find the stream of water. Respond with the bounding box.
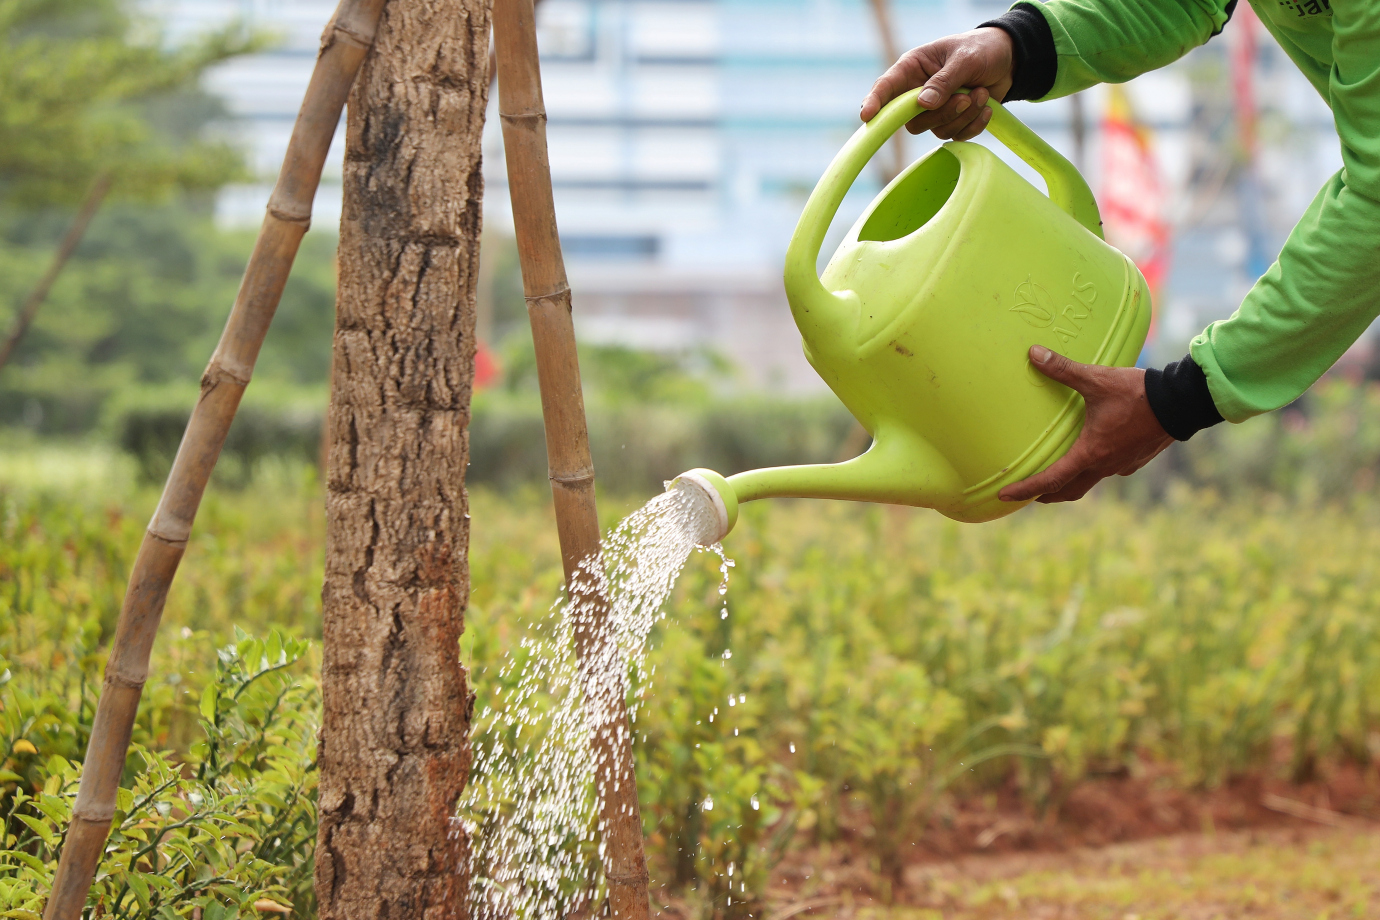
[459,480,732,919]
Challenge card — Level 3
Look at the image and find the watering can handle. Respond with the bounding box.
[785,89,1103,298]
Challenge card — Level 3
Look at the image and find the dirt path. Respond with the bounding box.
[768,823,1380,919]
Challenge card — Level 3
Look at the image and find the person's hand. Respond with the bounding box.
[859,28,1015,141]
[999,346,1174,504]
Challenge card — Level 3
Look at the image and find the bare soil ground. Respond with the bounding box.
[764,763,1380,919]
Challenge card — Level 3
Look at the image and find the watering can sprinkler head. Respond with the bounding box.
[670,469,738,545]
[669,91,1152,542]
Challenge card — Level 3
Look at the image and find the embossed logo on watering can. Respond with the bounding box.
[1011,274,1100,346]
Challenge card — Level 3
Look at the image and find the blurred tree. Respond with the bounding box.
[0,173,110,372]
[0,207,338,433]
[0,0,256,206]
[0,0,259,374]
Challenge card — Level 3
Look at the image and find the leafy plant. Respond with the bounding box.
[1,629,319,919]
[15,391,1380,912]
[634,637,816,918]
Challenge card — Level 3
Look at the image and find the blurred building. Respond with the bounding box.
[162,0,1345,390]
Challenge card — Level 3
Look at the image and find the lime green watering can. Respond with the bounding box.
[675,89,1151,543]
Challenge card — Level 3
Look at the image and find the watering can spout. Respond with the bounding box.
[672,428,967,544]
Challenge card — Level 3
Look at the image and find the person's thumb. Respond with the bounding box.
[1028,345,1095,393]
[917,59,974,110]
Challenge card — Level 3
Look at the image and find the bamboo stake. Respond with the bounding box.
[0,173,112,374]
[491,0,651,917]
[42,1,386,916]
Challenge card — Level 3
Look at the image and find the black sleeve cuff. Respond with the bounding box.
[1144,354,1225,441]
[978,3,1057,102]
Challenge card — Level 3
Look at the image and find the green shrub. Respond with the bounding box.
[633,633,816,918]
[110,377,1380,500]
[117,404,322,486]
[114,392,858,492]
[1,630,318,918]
[15,408,1380,914]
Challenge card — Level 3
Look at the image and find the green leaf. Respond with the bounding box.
[201,684,218,723]
[33,794,69,824]
[7,851,49,874]
[14,815,58,849]
[126,871,151,912]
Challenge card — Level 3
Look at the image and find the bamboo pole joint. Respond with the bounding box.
[101,672,145,691]
[205,358,253,388]
[267,204,314,226]
[328,23,374,49]
[525,287,573,310]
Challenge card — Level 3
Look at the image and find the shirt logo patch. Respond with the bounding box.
[1277,0,1330,17]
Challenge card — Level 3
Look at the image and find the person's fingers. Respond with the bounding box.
[998,445,1092,502]
[933,89,989,140]
[922,93,977,138]
[905,110,956,135]
[861,69,921,122]
[950,102,994,141]
[908,85,987,136]
[860,81,896,123]
[861,46,942,121]
[1035,469,1103,504]
[861,80,897,123]
[916,52,980,113]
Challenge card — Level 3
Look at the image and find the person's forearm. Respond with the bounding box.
[1189,176,1380,422]
[1187,0,1380,424]
[984,0,1235,102]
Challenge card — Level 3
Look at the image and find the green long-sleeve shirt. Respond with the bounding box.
[1029,0,1380,422]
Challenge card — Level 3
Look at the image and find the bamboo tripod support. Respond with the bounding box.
[492,0,652,916]
[41,1,387,916]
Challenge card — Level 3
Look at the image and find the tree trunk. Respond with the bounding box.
[314,0,489,914]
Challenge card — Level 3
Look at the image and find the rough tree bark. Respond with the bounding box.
[314,0,489,914]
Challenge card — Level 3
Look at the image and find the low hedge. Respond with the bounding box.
[111,379,1380,501]
[114,395,859,493]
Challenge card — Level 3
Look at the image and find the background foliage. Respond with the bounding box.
[0,0,256,207]
[9,386,1380,917]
